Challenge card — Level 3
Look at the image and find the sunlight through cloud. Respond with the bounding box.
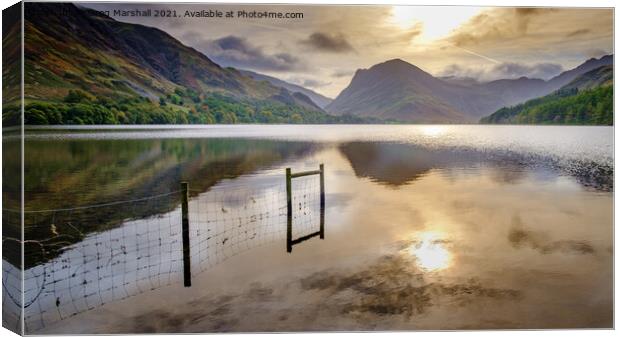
[390,6,483,41]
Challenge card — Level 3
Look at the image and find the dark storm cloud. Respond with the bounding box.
[508,8,558,33]
[299,32,355,53]
[440,61,563,82]
[204,35,303,72]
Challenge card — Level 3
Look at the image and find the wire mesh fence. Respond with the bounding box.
[290,174,322,242]
[188,184,288,277]
[2,166,325,332]
[2,203,22,334]
[4,191,184,332]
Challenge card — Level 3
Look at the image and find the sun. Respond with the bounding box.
[389,6,485,41]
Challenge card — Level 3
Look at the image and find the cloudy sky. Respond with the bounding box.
[81,3,613,98]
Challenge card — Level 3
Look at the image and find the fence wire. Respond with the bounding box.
[188,184,288,276]
[291,175,322,242]
[2,205,22,333]
[2,171,323,332]
[4,191,183,332]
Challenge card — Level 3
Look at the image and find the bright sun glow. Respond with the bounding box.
[390,6,484,41]
[390,7,420,29]
[409,232,452,271]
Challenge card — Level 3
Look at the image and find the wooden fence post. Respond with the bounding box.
[181,182,191,287]
[319,164,325,239]
[286,168,293,253]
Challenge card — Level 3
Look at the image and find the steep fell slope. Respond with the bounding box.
[9,2,326,124]
[480,65,613,125]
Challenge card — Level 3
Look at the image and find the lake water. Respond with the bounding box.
[3,125,613,332]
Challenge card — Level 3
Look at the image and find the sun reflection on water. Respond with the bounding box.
[420,125,446,138]
[409,232,452,271]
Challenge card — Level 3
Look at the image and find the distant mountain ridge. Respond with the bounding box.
[480,65,613,125]
[560,64,613,91]
[327,55,613,123]
[4,2,612,125]
[6,2,336,125]
[239,70,333,108]
[546,55,613,89]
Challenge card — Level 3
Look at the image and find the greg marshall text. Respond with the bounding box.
[96,8,304,19]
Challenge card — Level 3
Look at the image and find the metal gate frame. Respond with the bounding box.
[285,164,325,253]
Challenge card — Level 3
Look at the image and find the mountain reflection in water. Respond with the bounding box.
[339,141,612,191]
[3,125,612,332]
[2,138,319,268]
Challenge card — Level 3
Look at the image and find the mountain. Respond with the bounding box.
[439,76,480,87]
[325,59,471,123]
[2,3,21,118]
[4,3,338,125]
[546,55,613,89]
[327,56,613,123]
[239,70,332,108]
[480,65,613,125]
[559,64,613,91]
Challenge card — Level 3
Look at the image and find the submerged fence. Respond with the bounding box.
[2,165,325,332]
[286,164,325,253]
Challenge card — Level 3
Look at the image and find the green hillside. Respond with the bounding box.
[3,3,374,125]
[480,66,613,125]
[560,65,613,91]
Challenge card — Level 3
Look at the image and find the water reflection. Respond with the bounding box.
[10,175,325,331]
[339,142,475,186]
[5,126,613,332]
[22,138,318,211]
[420,125,446,138]
[408,232,452,271]
[4,137,324,332]
[339,141,612,191]
[7,138,319,268]
[508,215,596,255]
[2,135,22,334]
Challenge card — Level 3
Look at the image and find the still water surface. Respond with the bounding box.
[7,125,614,331]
